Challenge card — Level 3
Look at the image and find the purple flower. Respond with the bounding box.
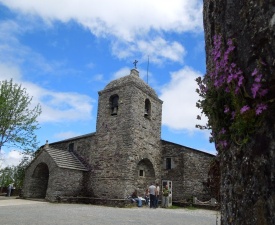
[238,75,244,86]
[252,68,258,77]
[240,105,250,114]
[260,60,267,66]
[224,105,230,113]
[214,79,219,87]
[227,74,234,83]
[235,86,240,94]
[236,70,243,76]
[223,54,229,63]
[219,128,226,134]
[227,39,233,46]
[255,103,267,115]
[259,89,268,97]
[214,51,221,61]
[219,140,228,148]
[227,72,239,84]
[214,77,224,87]
[226,39,235,52]
[254,74,262,83]
[251,83,261,98]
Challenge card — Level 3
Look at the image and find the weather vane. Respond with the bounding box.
[133,60,138,69]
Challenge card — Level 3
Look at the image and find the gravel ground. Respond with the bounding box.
[0,198,220,225]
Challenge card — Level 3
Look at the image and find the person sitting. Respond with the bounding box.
[144,188,149,206]
[131,189,142,207]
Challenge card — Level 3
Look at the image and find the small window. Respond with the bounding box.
[110,94,119,115]
[139,170,145,177]
[144,99,151,118]
[166,158,172,170]
[68,143,74,152]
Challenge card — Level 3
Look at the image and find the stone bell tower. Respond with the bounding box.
[91,68,163,199]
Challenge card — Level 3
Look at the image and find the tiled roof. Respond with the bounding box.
[45,147,89,171]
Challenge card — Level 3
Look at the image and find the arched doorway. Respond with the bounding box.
[31,163,49,198]
[135,158,155,190]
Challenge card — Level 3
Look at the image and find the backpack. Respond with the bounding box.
[163,188,169,197]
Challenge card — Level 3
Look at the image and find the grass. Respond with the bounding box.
[163,204,198,210]
[167,205,181,209]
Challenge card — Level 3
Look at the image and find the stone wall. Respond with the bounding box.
[161,140,214,201]
[46,167,85,202]
[50,133,97,166]
[22,150,85,202]
[22,151,55,198]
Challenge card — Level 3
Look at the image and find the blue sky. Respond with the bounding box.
[0,0,215,167]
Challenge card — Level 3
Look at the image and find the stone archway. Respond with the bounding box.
[135,158,155,191]
[30,163,49,198]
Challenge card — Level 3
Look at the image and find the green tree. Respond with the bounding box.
[0,79,41,152]
[0,166,14,188]
[0,153,33,193]
[13,155,32,188]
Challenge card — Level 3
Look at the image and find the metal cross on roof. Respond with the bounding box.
[133,60,138,69]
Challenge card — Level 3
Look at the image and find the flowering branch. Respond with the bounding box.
[196,35,270,151]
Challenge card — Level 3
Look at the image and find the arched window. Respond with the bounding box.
[110,94,119,115]
[144,99,151,118]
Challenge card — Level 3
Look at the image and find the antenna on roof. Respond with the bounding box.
[146,56,149,84]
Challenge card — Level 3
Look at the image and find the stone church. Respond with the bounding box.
[22,68,215,205]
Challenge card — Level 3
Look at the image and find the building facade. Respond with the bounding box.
[22,69,214,204]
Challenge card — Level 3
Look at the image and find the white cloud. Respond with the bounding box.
[0,63,22,80]
[38,91,93,123]
[137,38,185,63]
[0,0,203,41]
[0,0,201,64]
[24,84,93,124]
[160,66,208,131]
[0,19,95,125]
[0,20,64,77]
[112,67,131,79]
[0,150,23,168]
[0,63,94,124]
[112,37,186,64]
[111,67,153,86]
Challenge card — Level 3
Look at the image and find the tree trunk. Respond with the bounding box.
[203,1,275,224]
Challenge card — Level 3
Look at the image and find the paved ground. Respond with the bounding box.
[0,197,221,225]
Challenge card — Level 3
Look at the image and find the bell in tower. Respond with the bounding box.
[144,99,151,118]
[144,109,148,117]
[110,94,119,115]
